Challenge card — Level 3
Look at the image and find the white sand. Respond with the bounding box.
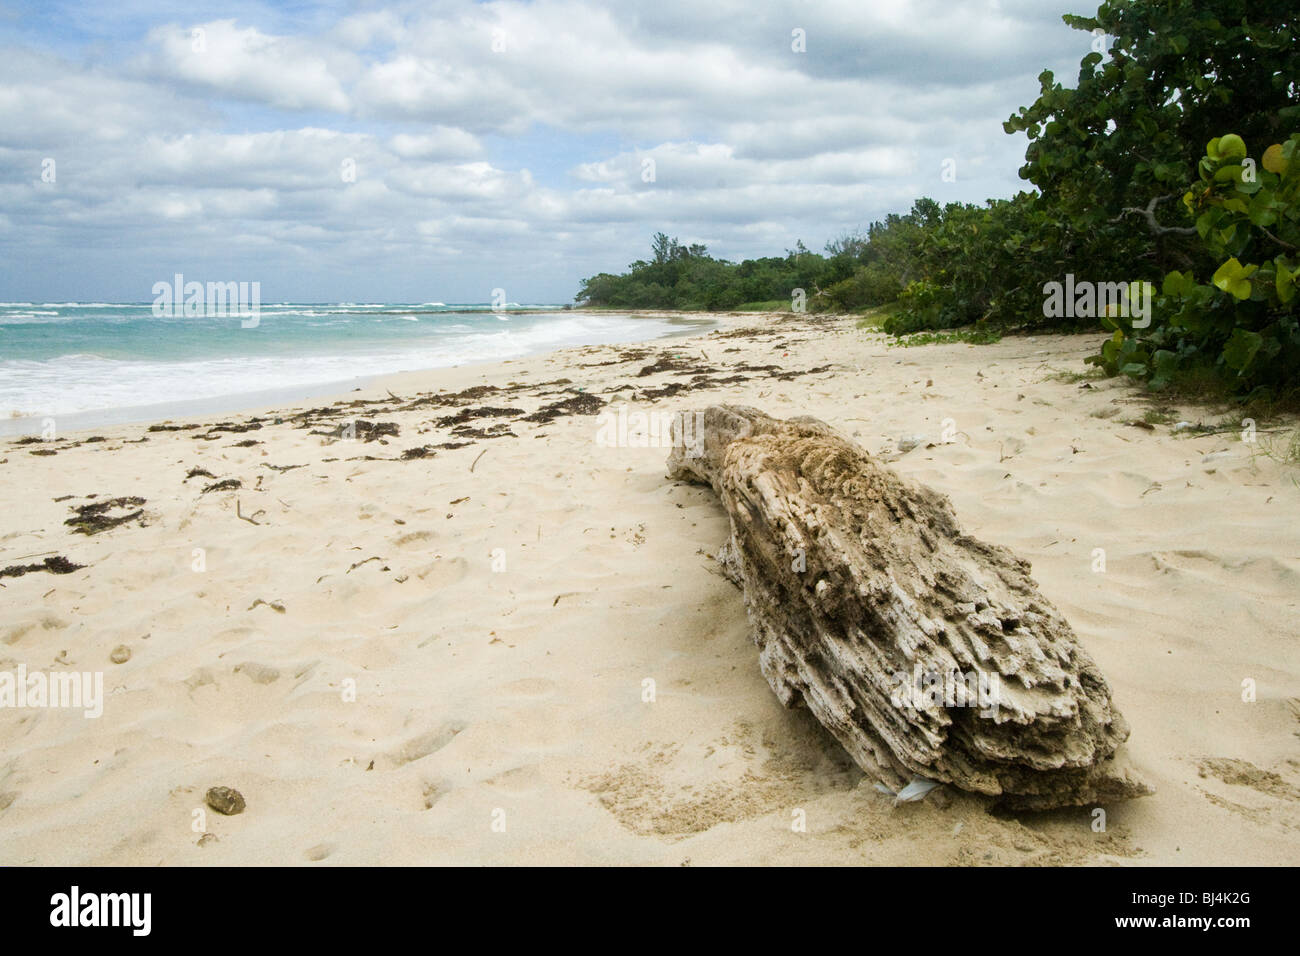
[2,313,1297,865]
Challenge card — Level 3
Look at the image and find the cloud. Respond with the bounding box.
[144,19,352,112]
[0,0,1091,301]
[389,128,483,160]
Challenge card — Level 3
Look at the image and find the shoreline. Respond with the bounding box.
[0,310,728,437]
[2,313,1297,865]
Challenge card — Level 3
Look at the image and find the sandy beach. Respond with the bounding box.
[2,312,1297,866]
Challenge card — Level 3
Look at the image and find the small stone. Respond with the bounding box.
[205,786,246,816]
[897,434,927,453]
[109,645,131,664]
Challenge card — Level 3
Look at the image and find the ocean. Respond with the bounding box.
[0,303,705,432]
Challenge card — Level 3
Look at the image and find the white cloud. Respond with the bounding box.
[0,0,1089,300]
[389,128,483,160]
[145,19,352,112]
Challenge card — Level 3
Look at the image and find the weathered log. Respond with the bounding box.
[668,405,1151,810]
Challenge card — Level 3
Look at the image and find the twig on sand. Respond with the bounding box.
[470,449,488,472]
[236,499,263,525]
[9,550,58,562]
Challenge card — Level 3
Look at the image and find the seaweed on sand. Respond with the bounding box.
[64,497,146,535]
[201,479,242,494]
[0,555,85,579]
[522,392,605,423]
[434,406,524,427]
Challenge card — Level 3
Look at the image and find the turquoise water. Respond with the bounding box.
[0,302,694,422]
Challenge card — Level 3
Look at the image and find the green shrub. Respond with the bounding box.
[1089,132,1300,396]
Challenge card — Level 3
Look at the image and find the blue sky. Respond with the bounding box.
[0,0,1093,303]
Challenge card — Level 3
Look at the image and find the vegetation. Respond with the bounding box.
[891,328,1004,348]
[1088,132,1299,395]
[576,0,1299,399]
[576,234,833,312]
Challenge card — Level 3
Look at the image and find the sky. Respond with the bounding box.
[0,0,1098,303]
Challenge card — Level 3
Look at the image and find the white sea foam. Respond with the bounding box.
[0,312,683,419]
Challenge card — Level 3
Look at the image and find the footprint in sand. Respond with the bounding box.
[3,615,67,646]
[393,529,437,550]
[304,843,334,862]
[183,667,217,692]
[484,764,543,795]
[414,556,468,587]
[421,778,452,809]
[233,661,281,685]
[1194,756,1300,830]
[384,720,467,768]
[504,677,557,699]
[1198,757,1300,802]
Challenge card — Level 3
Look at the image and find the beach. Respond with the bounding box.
[1,311,1297,866]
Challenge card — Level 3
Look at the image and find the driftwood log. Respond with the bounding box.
[668,405,1151,810]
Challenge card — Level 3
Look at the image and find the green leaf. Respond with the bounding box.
[1162,270,1196,298]
[1217,134,1248,161]
[1222,328,1263,372]
[1212,258,1257,299]
[1262,143,1288,174]
[1248,195,1279,228]
[1278,260,1296,304]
